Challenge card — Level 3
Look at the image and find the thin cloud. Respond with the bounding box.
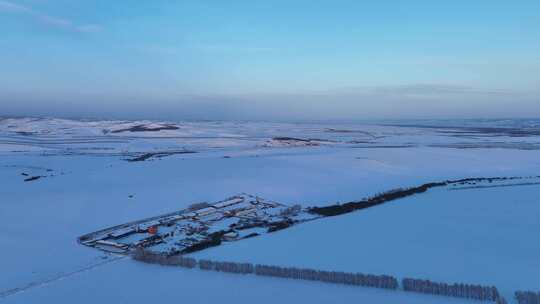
[0,0,101,33]
[196,44,277,53]
[40,15,72,27]
[138,44,277,56]
[76,24,102,33]
[138,45,183,55]
[317,84,513,98]
[366,84,512,96]
[0,0,30,12]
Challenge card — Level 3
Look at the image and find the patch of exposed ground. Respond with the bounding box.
[126,150,197,162]
[109,124,179,134]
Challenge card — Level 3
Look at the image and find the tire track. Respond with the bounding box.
[0,256,126,299]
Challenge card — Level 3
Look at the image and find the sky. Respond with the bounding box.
[0,0,539,121]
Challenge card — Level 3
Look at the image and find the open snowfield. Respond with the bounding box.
[1,117,540,303]
[193,184,540,300]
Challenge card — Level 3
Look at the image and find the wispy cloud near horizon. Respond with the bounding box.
[333,84,514,97]
[0,0,102,33]
[1,82,537,121]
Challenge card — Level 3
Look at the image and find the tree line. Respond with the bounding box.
[309,182,447,216]
[403,278,501,302]
[515,291,540,304]
[131,249,397,290]
[132,249,532,304]
[254,264,398,289]
[309,176,525,217]
[132,248,197,268]
[199,259,254,274]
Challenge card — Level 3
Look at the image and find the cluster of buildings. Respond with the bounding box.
[78,194,312,255]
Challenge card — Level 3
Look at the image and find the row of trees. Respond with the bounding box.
[309,182,447,216]
[515,291,540,304]
[131,249,197,268]
[309,176,528,217]
[132,249,519,304]
[194,257,400,290]
[403,278,501,302]
[253,264,398,290]
[131,249,398,290]
[199,259,254,274]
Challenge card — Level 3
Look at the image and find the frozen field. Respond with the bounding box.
[4,258,476,304]
[1,117,540,303]
[193,183,540,300]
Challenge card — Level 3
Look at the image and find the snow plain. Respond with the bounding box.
[193,184,540,300]
[1,117,539,303]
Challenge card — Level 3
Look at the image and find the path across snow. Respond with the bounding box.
[0,256,125,299]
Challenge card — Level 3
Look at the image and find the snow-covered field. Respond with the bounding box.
[1,117,539,303]
[193,183,540,300]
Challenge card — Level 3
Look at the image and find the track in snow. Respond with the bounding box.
[0,256,126,299]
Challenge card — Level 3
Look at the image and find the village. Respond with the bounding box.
[78,176,540,257]
[78,194,315,255]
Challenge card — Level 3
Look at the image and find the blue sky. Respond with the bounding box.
[1,0,539,120]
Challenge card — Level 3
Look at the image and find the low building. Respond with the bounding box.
[213,197,244,209]
[195,207,217,217]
